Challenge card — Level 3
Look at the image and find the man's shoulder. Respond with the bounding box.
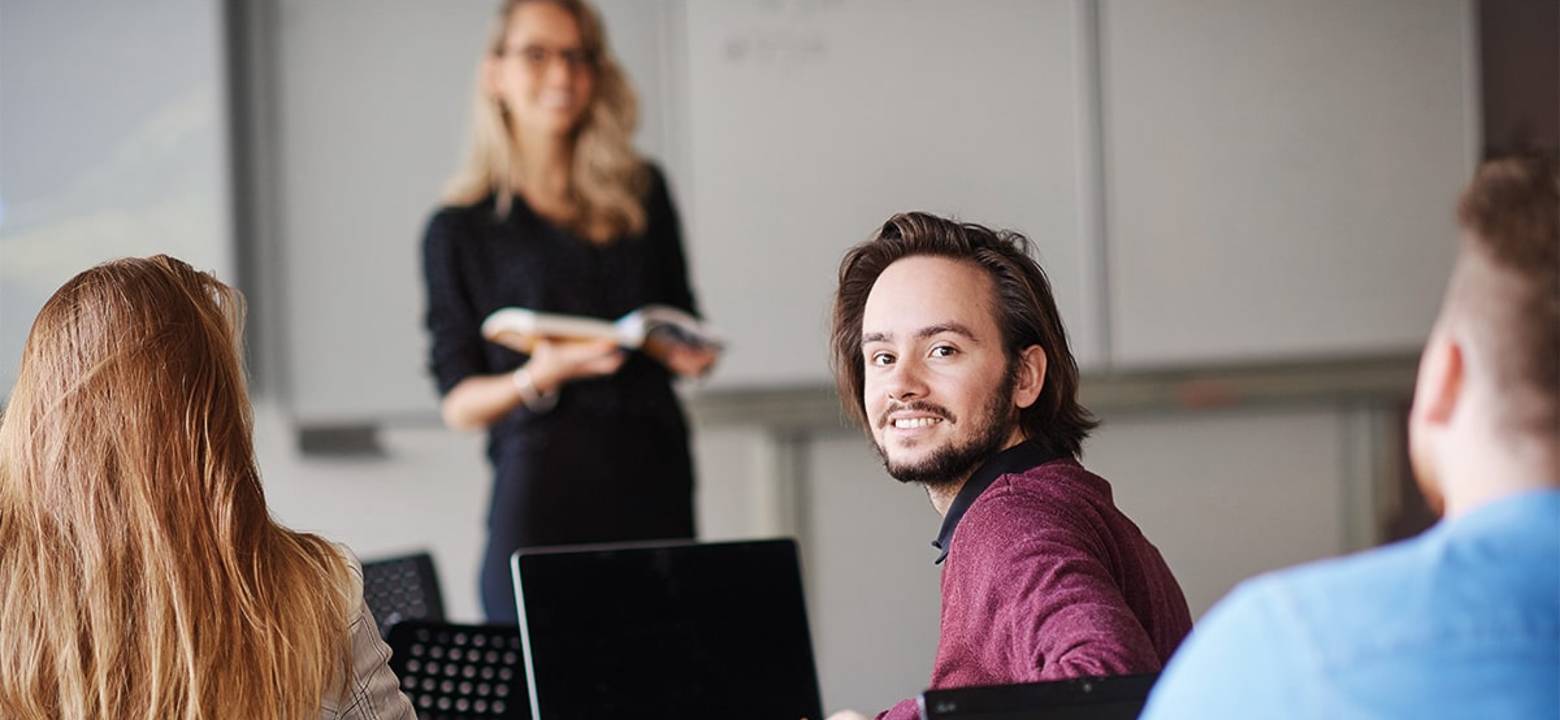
[965,459,1111,525]
[1266,536,1424,592]
[1206,531,1523,669]
[1241,538,1429,635]
[950,459,1112,556]
[1139,576,1312,719]
[980,458,1103,505]
[1140,565,1360,717]
[1147,528,1560,719]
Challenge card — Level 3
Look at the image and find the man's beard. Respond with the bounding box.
[873,365,1019,489]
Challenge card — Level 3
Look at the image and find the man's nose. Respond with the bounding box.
[885,356,928,403]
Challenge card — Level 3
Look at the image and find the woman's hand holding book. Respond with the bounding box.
[521,338,627,392]
[644,335,720,378]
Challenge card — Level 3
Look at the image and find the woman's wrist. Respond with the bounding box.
[512,365,559,412]
[523,360,560,394]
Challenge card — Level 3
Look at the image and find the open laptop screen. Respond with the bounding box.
[512,539,823,720]
[919,674,1158,720]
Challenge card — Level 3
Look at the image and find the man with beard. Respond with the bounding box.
[825,212,1192,720]
[1141,153,1560,719]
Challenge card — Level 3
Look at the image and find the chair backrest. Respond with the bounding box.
[362,551,446,637]
[385,621,529,720]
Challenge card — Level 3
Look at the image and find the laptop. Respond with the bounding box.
[511,538,823,720]
[919,674,1158,720]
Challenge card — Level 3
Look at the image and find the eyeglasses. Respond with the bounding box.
[499,44,597,74]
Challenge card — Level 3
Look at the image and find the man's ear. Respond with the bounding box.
[1013,345,1047,410]
[1415,331,1464,428]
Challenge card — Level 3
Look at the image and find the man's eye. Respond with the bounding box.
[869,352,895,366]
[930,345,958,358]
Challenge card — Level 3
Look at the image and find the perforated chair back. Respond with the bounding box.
[386,621,529,719]
[362,551,446,637]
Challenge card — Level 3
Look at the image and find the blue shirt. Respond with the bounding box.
[1142,489,1560,719]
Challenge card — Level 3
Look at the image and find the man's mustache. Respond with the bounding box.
[878,401,956,428]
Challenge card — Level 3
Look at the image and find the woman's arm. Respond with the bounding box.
[641,164,721,378]
[440,373,526,431]
[330,595,418,720]
[646,164,700,316]
[422,209,492,401]
[440,339,626,431]
[325,551,416,720]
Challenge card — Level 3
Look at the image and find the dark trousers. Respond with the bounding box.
[479,486,695,622]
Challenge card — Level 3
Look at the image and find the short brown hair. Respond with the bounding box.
[1453,150,1560,424]
[830,212,1098,458]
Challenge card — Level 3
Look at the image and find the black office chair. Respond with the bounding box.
[362,551,446,638]
[386,621,530,720]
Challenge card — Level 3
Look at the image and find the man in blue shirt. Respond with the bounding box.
[1142,152,1560,719]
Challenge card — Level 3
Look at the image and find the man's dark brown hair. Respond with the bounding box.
[1452,150,1560,430]
[830,211,1098,459]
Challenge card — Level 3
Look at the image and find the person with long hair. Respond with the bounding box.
[423,0,718,621]
[0,256,414,719]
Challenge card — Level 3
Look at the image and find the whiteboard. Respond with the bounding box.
[680,0,1096,389]
[0,0,233,398]
[1100,0,1477,367]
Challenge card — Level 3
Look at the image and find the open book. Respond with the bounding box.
[480,304,723,354]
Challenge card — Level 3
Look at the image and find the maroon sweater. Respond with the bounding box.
[878,444,1192,720]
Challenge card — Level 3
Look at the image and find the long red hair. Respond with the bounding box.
[0,256,353,719]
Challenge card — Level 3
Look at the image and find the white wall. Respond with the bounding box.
[0,0,233,394]
[1087,407,1357,616]
[254,403,491,619]
[1101,0,1475,366]
[802,435,942,712]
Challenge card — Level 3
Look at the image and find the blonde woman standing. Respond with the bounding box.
[423,0,718,621]
[0,256,413,720]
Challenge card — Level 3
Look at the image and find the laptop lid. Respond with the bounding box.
[512,538,823,720]
[919,674,1158,720]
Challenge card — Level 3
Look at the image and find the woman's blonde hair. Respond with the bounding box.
[444,0,649,244]
[0,256,353,719]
